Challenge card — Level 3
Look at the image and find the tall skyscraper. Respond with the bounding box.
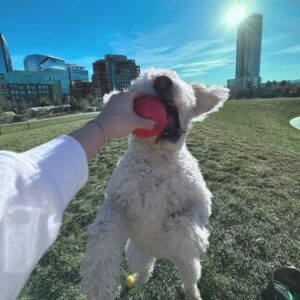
[24,54,89,94]
[236,14,263,78]
[227,13,263,98]
[0,33,13,73]
[92,55,140,99]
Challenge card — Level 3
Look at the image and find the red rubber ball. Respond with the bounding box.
[133,96,167,138]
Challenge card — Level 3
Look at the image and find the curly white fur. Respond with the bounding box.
[81,68,229,300]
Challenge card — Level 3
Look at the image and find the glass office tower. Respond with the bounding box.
[235,14,263,78]
[24,55,89,94]
[40,68,70,94]
[24,54,47,72]
[0,33,13,73]
[66,64,89,82]
[24,55,65,72]
[0,70,61,105]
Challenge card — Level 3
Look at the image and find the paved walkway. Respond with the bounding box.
[1,112,98,127]
[290,116,300,130]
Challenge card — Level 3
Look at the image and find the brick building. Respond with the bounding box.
[92,55,140,99]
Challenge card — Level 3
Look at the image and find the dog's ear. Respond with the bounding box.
[192,83,229,117]
[103,90,120,105]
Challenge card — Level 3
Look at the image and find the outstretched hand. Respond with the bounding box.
[69,90,156,162]
[96,90,156,141]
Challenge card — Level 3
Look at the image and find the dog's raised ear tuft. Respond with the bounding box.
[192,83,230,118]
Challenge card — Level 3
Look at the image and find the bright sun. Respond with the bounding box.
[226,4,246,26]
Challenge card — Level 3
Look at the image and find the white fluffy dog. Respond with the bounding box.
[81,68,229,300]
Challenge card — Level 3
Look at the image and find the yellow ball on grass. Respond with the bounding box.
[125,274,135,288]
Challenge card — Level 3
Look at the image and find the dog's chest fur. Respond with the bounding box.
[105,143,211,252]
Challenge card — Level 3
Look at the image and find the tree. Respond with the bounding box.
[17,100,31,114]
[265,81,272,88]
[284,88,293,97]
[280,80,287,87]
[52,95,62,106]
[79,98,90,110]
[69,97,89,111]
[276,88,281,96]
[69,96,80,111]
[0,95,4,113]
[0,97,17,112]
[85,94,95,106]
[38,96,51,107]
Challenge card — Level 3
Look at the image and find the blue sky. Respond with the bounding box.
[1,0,299,85]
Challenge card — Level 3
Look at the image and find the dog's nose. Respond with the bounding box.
[153,76,173,92]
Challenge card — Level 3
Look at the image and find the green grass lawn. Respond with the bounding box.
[1,98,299,300]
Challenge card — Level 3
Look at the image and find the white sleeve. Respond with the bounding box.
[0,135,89,300]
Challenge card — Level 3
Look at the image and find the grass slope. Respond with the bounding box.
[1,99,299,300]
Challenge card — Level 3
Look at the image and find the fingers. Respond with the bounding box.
[134,115,156,130]
[128,89,145,99]
[110,90,144,106]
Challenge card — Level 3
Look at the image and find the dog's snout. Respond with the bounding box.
[153,76,173,92]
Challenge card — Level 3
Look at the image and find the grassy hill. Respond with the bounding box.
[1,98,299,300]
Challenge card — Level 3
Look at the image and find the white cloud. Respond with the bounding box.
[272,44,300,55]
[173,58,234,79]
[108,29,235,82]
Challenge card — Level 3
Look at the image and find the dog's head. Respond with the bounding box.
[104,68,229,151]
[128,68,229,150]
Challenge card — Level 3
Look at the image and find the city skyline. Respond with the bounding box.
[1,0,300,85]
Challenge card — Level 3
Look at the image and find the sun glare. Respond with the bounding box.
[226,4,246,26]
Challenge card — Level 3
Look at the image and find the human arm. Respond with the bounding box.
[0,90,154,299]
[69,90,155,162]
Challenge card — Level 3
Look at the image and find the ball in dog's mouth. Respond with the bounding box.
[132,95,183,143]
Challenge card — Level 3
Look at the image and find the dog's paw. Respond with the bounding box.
[185,294,202,300]
[184,284,203,300]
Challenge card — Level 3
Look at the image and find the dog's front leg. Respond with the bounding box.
[81,201,127,300]
[165,202,210,300]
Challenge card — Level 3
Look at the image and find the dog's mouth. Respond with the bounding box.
[153,76,184,144]
[158,104,183,143]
